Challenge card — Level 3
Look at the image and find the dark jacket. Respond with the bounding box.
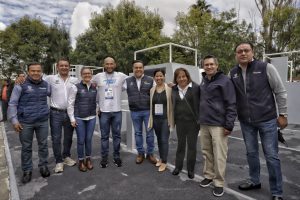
[199,71,237,131]
[74,81,97,118]
[17,77,49,123]
[230,59,277,123]
[172,82,200,125]
[126,75,153,111]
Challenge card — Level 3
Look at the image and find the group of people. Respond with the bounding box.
[6,42,287,200]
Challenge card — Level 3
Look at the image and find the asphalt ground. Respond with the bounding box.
[2,120,300,200]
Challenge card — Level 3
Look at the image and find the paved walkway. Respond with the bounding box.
[1,120,300,200]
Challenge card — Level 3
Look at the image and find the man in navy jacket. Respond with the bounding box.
[198,55,237,197]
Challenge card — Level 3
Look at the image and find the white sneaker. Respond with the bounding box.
[63,157,76,166]
[54,163,64,173]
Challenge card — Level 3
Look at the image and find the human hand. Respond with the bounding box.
[224,128,231,136]
[13,123,23,133]
[71,121,78,128]
[277,115,288,129]
[15,76,26,85]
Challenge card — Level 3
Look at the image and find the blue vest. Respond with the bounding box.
[17,78,49,123]
[74,82,97,118]
[230,60,277,123]
[126,75,153,111]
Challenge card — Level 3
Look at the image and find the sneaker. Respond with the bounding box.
[114,158,122,167]
[100,158,108,168]
[22,171,32,184]
[213,186,224,197]
[199,178,213,187]
[39,166,50,178]
[63,157,76,166]
[54,163,64,173]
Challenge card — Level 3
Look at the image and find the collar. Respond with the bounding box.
[134,74,144,80]
[177,82,192,90]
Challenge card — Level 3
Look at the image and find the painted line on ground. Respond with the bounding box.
[229,136,300,153]
[1,122,20,200]
[95,130,255,200]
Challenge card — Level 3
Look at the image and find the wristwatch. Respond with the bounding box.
[279,114,288,118]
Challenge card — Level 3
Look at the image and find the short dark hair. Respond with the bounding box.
[153,69,165,76]
[173,67,192,85]
[202,55,218,67]
[234,41,254,52]
[27,62,42,71]
[132,60,144,66]
[57,57,70,64]
[80,66,92,75]
[17,70,26,76]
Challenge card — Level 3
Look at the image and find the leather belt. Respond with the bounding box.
[50,107,67,112]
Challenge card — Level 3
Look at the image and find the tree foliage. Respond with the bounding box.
[255,0,300,52]
[173,3,256,73]
[0,16,71,78]
[70,0,166,74]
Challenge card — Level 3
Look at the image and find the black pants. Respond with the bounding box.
[175,120,199,172]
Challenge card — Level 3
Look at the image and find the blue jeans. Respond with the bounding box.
[19,120,49,172]
[75,117,96,160]
[99,112,122,159]
[153,118,170,163]
[50,109,74,163]
[240,118,282,196]
[130,110,154,155]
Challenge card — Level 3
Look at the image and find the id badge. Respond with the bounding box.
[154,104,163,115]
[105,87,114,99]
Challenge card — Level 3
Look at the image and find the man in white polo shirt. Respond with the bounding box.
[93,56,127,168]
[45,58,78,173]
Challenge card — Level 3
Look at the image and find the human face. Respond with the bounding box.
[176,70,189,88]
[104,57,116,74]
[81,68,92,83]
[57,60,70,77]
[18,74,26,79]
[235,43,254,66]
[133,62,144,78]
[28,65,42,81]
[203,58,218,79]
[154,71,165,86]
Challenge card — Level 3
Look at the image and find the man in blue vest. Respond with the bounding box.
[124,60,156,165]
[230,42,288,200]
[8,62,51,184]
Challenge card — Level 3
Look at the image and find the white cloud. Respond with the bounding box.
[70,2,102,48]
[0,22,6,30]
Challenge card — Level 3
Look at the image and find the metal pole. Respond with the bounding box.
[195,49,198,67]
[134,52,137,60]
[169,43,172,63]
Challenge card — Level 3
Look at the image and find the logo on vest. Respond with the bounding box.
[253,71,261,74]
[233,73,239,79]
[143,81,151,85]
[27,85,33,92]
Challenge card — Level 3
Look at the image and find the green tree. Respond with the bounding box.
[0,16,71,78]
[173,2,255,73]
[71,0,166,74]
[255,0,300,52]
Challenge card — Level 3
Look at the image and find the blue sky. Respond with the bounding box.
[0,0,261,48]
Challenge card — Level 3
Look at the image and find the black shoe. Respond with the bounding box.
[199,178,213,187]
[213,186,224,197]
[22,171,32,184]
[272,196,283,200]
[39,166,50,178]
[100,158,108,168]
[188,171,194,179]
[114,158,122,167]
[172,168,181,176]
[238,181,261,190]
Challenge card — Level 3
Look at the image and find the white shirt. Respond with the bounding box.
[177,82,192,99]
[44,74,79,109]
[93,72,127,112]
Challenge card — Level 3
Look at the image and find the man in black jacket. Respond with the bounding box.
[198,55,237,197]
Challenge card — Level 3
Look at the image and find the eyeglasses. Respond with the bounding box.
[236,49,252,54]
